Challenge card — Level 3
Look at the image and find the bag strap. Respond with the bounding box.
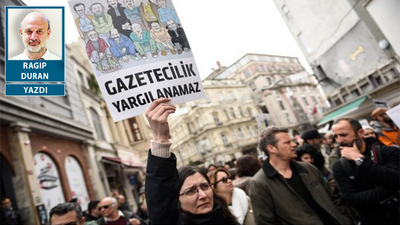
[371,145,383,164]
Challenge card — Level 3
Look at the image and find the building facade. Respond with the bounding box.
[212,54,326,135]
[169,53,326,167]
[273,0,400,125]
[1,2,95,224]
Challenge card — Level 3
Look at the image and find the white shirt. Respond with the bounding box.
[11,49,61,60]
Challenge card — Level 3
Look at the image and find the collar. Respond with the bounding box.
[263,160,307,178]
[104,210,125,222]
[23,48,50,60]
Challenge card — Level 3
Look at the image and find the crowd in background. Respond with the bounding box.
[15,103,398,225]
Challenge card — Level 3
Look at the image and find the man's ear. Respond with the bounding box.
[266,144,277,155]
[80,217,86,224]
[47,28,51,39]
[19,28,23,35]
[357,128,364,139]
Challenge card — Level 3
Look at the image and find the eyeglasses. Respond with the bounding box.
[98,204,114,210]
[214,177,230,186]
[179,183,211,197]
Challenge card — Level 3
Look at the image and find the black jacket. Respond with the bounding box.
[332,144,400,224]
[145,150,236,224]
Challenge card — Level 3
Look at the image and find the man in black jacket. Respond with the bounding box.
[332,118,399,224]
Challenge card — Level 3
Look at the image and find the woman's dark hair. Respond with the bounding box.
[177,166,237,224]
[296,144,324,169]
[236,155,262,177]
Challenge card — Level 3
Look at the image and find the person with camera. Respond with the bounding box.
[332,118,400,224]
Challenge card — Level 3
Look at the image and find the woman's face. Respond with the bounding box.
[300,153,314,165]
[179,172,214,214]
[213,171,234,195]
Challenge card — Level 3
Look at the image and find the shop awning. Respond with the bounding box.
[102,156,145,168]
[317,96,367,126]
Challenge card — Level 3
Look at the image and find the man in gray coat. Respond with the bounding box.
[250,126,352,224]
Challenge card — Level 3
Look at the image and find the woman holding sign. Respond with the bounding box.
[144,98,238,224]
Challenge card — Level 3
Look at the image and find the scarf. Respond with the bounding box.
[229,188,248,224]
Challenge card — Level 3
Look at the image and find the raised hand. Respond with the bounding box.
[145,98,176,143]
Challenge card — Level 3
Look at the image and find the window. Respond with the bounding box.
[239,107,244,117]
[247,126,254,136]
[213,113,221,125]
[333,97,342,106]
[232,130,238,140]
[90,108,105,140]
[230,108,236,119]
[360,83,373,93]
[238,128,246,139]
[282,5,293,20]
[311,96,318,105]
[186,122,193,133]
[129,117,143,141]
[266,77,272,85]
[278,101,285,110]
[302,97,309,106]
[284,112,292,123]
[247,108,253,117]
[77,70,85,86]
[221,134,230,147]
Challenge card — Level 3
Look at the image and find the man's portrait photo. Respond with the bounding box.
[8,8,63,60]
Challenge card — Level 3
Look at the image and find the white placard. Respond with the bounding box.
[386,104,400,128]
[68,0,204,121]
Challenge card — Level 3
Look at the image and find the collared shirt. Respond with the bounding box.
[11,49,61,60]
[143,3,157,22]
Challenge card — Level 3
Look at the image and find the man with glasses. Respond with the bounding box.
[371,108,399,147]
[96,197,143,225]
[49,202,85,225]
[73,3,94,39]
[250,126,352,224]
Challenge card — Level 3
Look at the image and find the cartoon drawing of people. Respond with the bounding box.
[138,0,160,31]
[166,20,190,54]
[123,0,143,26]
[89,2,114,40]
[106,0,131,37]
[86,30,121,73]
[73,3,94,39]
[108,28,139,62]
[157,0,179,27]
[130,23,158,59]
[150,22,176,56]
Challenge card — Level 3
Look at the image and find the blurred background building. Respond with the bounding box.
[169,53,326,167]
[273,0,400,126]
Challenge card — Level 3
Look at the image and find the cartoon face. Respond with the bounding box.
[151,22,161,32]
[107,0,118,8]
[166,20,177,30]
[124,0,135,8]
[74,5,86,17]
[87,31,99,41]
[158,0,167,7]
[131,23,142,33]
[91,3,104,15]
[20,12,51,53]
[110,29,120,40]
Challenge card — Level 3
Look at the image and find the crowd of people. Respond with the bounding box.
[39,100,399,225]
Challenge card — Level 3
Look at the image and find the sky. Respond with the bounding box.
[22,0,311,79]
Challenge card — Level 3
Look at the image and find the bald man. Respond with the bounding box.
[96,197,142,225]
[12,12,61,60]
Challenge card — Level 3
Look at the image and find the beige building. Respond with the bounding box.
[212,54,326,136]
[169,53,327,167]
[169,76,260,168]
[67,42,152,212]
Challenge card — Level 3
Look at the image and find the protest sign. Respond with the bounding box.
[68,0,205,121]
[386,104,400,128]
